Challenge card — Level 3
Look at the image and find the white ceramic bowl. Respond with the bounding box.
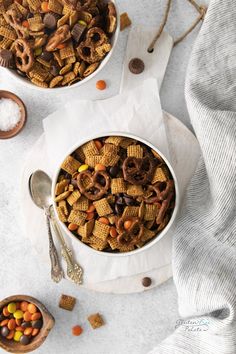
[52,132,180,256]
[6,0,120,92]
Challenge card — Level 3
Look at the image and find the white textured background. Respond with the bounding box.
[0,1,208,353]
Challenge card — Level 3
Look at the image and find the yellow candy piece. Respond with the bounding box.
[14,331,23,342]
[78,164,89,172]
[34,47,42,56]
[13,310,24,319]
[78,20,87,26]
[7,302,16,314]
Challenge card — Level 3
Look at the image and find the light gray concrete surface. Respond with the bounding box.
[0,1,208,353]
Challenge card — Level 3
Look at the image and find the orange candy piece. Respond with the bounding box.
[94,164,106,172]
[86,212,95,220]
[94,140,103,150]
[72,325,83,336]
[24,327,33,336]
[15,318,22,326]
[124,220,132,230]
[31,312,41,321]
[27,303,37,314]
[68,223,78,231]
[22,20,29,28]
[98,217,109,225]
[8,319,16,330]
[16,326,24,332]
[110,226,118,238]
[20,301,29,312]
[87,204,95,213]
[1,319,9,327]
[6,330,14,340]
[23,311,32,322]
[41,1,50,11]
[32,328,39,336]
[3,306,10,317]
[96,80,106,90]
[57,43,66,49]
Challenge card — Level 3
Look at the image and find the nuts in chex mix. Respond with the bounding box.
[93,198,113,216]
[0,0,117,88]
[55,136,176,253]
[59,294,76,311]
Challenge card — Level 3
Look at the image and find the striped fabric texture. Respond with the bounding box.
[149,0,236,353]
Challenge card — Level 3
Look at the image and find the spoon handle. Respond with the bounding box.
[45,215,64,283]
[49,207,83,285]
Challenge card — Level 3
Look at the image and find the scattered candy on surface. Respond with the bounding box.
[142,277,152,287]
[72,325,83,336]
[0,301,43,346]
[96,80,107,90]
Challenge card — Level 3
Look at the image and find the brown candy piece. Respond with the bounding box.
[128,58,145,74]
[13,38,34,73]
[0,49,13,68]
[142,277,152,287]
[43,13,58,30]
[71,23,86,43]
[123,156,155,185]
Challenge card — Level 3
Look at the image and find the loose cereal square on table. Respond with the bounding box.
[88,313,104,329]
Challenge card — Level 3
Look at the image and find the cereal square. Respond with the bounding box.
[122,206,139,218]
[111,178,127,194]
[105,136,123,146]
[72,196,89,211]
[93,198,113,216]
[127,144,143,158]
[81,140,99,157]
[152,167,168,184]
[88,313,104,329]
[141,228,156,242]
[67,190,81,206]
[61,155,81,175]
[126,184,143,196]
[54,191,71,202]
[68,210,86,226]
[59,294,76,311]
[89,235,108,251]
[55,179,69,195]
[78,219,95,238]
[93,220,110,241]
[144,204,158,221]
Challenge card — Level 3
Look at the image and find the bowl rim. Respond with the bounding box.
[0,295,54,353]
[52,132,180,257]
[6,0,120,92]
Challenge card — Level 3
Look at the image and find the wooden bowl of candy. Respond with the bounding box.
[0,295,55,353]
[52,133,180,256]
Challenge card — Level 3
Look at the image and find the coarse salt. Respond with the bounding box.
[0,98,21,131]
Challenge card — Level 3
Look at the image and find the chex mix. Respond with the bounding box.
[54,136,176,253]
[0,0,117,87]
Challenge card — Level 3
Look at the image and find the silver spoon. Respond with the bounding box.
[29,170,83,285]
[29,171,64,283]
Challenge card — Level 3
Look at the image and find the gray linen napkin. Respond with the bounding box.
[149,0,236,353]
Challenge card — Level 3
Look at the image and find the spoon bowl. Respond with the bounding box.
[29,170,52,210]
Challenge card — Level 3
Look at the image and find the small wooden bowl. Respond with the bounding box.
[0,295,55,353]
[0,91,27,139]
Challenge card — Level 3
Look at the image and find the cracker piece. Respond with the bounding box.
[83,62,100,77]
[144,204,158,221]
[48,0,62,14]
[29,63,48,82]
[55,190,71,202]
[93,220,110,241]
[61,155,81,174]
[111,178,127,194]
[27,16,44,31]
[73,195,89,211]
[88,313,104,329]
[62,3,74,15]
[58,200,69,216]
[89,235,108,251]
[126,184,143,197]
[141,228,156,242]
[152,167,168,184]
[0,38,12,49]
[37,57,51,68]
[68,210,87,226]
[73,61,81,76]
[60,41,74,59]
[107,236,119,250]
[78,219,95,238]
[0,26,16,40]
[69,10,78,26]
[119,243,135,252]
[82,140,99,157]
[145,219,155,229]
[27,0,41,11]
[56,205,68,222]
[95,42,111,57]
[55,179,69,195]
[53,51,64,67]
[68,184,74,192]
[93,198,113,217]
[105,136,123,146]
[138,201,145,220]
[107,214,117,225]
[57,13,69,27]
[59,63,72,75]
[67,189,81,206]
[61,71,75,85]
[100,143,118,156]
[59,294,76,311]
[122,206,139,218]
[49,75,63,88]
[66,55,76,64]
[127,144,143,158]
[120,12,131,31]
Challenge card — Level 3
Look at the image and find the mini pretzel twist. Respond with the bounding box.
[77,170,110,201]
[117,216,144,246]
[13,38,34,73]
[46,25,71,52]
[123,156,155,185]
[144,180,175,204]
[156,191,174,224]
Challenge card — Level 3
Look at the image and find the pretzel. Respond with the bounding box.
[117,216,144,246]
[86,27,108,46]
[122,156,155,185]
[156,192,174,224]
[46,24,71,51]
[77,39,101,63]
[4,9,21,28]
[144,180,175,204]
[77,170,110,201]
[13,38,34,72]
[106,1,117,34]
